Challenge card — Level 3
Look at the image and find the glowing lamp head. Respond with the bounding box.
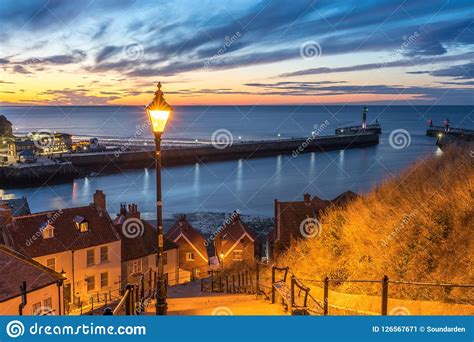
[148,110,170,133]
[146,82,173,134]
[220,252,225,259]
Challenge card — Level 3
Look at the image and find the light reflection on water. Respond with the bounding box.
[5,134,437,219]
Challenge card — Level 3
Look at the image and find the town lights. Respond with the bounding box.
[146,82,173,316]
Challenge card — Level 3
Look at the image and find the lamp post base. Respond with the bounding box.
[155,302,168,315]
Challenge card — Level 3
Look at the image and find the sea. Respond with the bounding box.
[1,105,472,220]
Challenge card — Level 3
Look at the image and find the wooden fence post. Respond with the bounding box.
[381,275,389,315]
[225,275,229,293]
[271,266,276,304]
[290,276,295,315]
[323,276,329,315]
[256,263,260,295]
[232,275,236,293]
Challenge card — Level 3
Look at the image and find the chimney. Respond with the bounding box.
[93,190,106,214]
[303,193,311,204]
[119,202,127,216]
[126,203,140,219]
[179,215,187,231]
[232,210,240,221]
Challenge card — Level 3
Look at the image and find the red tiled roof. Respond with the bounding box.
[214,215,257,257]
[0,245,63,303]
[274,192,359,243]
[165,216,208,261]
[6,205,120,258]
[114,215,177,261]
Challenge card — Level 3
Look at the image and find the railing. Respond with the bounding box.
[202,260,474,315]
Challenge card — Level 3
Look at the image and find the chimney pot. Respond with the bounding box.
[93,190,106,214]
[303,193,311,203]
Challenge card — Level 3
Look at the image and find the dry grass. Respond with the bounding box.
[275,147,474,304]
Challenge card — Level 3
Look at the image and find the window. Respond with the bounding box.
[86,249,95,266]
[186,252,195,261]
[79,222,89,232]
[32,302,42,315]
[86,276,95,292]
[132,260,142,274]
[46,258,55,271]
[233,250,243,260]
[163,252,168,266]
[195,268,201,277]
[100,246,108,263]
[73,215,89,232]
[42,224,54,239]
[43,298,52,312]
[100,272,108,288]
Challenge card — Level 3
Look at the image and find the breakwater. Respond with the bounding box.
[1,132,379,187]
[64,132,379,169]
[0,162,80,187]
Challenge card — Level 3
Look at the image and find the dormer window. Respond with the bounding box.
[73,215,89,232]
[41,223,54,239]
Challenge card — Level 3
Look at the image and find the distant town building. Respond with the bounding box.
[29,132,72,154]
[71,138,106,153]
[268,191,359,259]
[0,245,65,315]
[213,212,261,267]
[113,203,180,289]
[0,190,121,313]
[165,215,209,281]
[0,136,16,164]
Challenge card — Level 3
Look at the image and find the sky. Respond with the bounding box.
[0,0,473,106]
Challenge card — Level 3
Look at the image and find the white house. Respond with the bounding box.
[0,245,65,315]
[1,190,121,314]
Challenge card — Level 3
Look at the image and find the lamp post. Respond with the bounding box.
[146,82,172,315]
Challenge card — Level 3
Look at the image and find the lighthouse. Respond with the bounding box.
[362,106,368,130]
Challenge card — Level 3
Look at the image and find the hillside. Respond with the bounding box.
[275,146,473,305]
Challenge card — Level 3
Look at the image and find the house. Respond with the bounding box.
[0,245,65,315]
[165,215,208,281]
[0,190,121,313]
[268,191,359,259]
[213,212,261,267]
[114,203,180,289]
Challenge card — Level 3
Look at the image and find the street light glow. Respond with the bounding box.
[148,110,170,133]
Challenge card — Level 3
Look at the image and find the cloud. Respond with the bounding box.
[95,46,121,63]
[408,62,474,80]
[280,53,474,77]
[13,65,31,74]
[22,50,87,65]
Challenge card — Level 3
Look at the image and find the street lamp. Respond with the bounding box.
[146,82,172,315]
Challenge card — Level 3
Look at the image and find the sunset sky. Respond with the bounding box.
[0,0,473,106]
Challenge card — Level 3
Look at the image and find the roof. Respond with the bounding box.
[274,192,359,243]
[0,197,31,216]
[114,214,177,261]
[165,215,208,262]
[214,214,258,258]
[5,205,120,258]
[0,245,63,303]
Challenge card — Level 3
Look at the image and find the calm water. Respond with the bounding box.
[1,105,472,218]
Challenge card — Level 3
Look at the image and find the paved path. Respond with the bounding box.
[146,280,287,316]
